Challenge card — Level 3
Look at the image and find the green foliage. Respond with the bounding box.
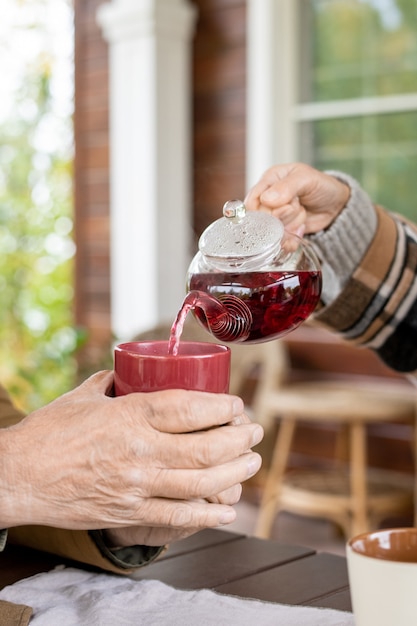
[311,0,417,100]
[304,0,417,221]
[0,4,78,412]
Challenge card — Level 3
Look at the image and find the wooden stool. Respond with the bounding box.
[254,380,416,539]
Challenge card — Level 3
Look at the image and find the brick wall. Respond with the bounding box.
[74,0,112,366]
[192,0,247,239]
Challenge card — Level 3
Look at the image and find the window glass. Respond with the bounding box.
[301,0,417,102]
[301,112,417,219]
[298,0,417,221]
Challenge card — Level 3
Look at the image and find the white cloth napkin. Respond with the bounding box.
[0,566,355,625]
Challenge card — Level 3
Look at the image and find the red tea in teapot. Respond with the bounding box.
[168,268,321,355]
[188,269,321,343]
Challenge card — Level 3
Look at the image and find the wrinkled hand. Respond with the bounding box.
[103,490,242,548]
[105,403,258,547]
[1,371,263,546]
[244,162,350,235]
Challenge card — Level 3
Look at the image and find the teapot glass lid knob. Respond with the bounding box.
[198,199,284,267]
[222,199,246,222]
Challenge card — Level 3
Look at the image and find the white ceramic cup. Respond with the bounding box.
[347,527,417,626]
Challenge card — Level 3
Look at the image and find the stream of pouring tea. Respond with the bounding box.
[168,292,199,356]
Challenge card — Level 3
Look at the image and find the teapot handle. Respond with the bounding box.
[169,290,252,352]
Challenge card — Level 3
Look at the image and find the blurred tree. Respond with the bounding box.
[0,0,79,411]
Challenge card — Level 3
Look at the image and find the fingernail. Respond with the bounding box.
[251,425,264,447]
[247,454,262,478]
[232,397,244,416]
[219,509,236,525]
[263,189,279,201]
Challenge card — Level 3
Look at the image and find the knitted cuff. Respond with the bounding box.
[89,529,165,570]
[307,170,377,304]
[0,529,7,552]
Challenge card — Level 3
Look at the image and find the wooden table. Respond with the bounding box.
[0,529,352,613]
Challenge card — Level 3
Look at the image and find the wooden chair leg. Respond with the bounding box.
[349,421,369,536]
[255,417,296,539]
[335,424,349,467]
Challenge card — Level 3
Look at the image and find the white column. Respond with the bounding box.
[97,0,197,341]
[246,0,299,188]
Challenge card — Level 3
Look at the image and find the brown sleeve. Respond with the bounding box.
[0,600,32,626]
[8,525,165,574]
[0,384,25,429]
[8,526,134,574]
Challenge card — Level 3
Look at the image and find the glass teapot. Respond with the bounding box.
[183,199,322,344]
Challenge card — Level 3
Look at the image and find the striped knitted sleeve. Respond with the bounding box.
[312,203,417,373]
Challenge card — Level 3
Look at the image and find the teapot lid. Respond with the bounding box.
[198,200,284,268]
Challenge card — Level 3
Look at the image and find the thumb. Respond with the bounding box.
[260,171,307,207]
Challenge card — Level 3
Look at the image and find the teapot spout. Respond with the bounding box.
[169,290,252,350]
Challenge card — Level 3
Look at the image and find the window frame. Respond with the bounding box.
[246,0,417,187]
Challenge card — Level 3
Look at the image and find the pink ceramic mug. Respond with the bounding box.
[114,340,230,395]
